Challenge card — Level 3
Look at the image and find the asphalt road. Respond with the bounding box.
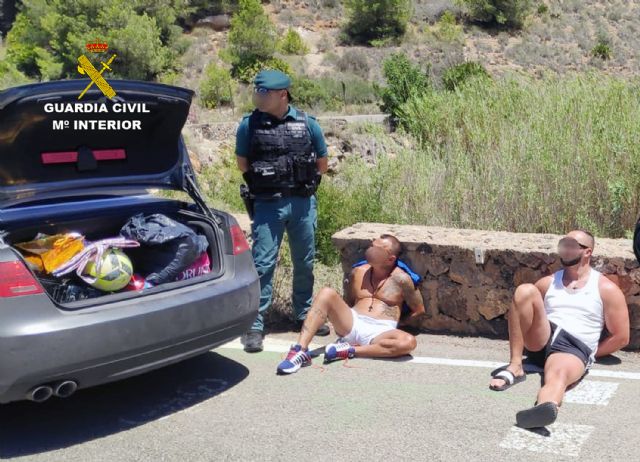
[1,332,638,461]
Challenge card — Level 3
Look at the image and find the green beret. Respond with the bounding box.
[253,70,291,90]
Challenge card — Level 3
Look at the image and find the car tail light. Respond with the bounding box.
[230,225,250,255]
[0,261,44,297]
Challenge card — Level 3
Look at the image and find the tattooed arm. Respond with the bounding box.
[396,272,426,320]
[344,269,357,306]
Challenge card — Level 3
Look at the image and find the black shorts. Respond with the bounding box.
[525,322,593,369]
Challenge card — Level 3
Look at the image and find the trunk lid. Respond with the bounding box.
[0,79,206,210]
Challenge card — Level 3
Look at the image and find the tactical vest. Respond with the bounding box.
[245,109,320,198]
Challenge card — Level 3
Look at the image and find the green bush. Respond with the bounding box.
[434,10,464,43]
[322,76,378,106]
[0,56,31,90]
[199,62,236,108]
[343,0,412,46]
[224,0,278,81]
[376,52,431,121]
[290,76,337,111]
[456,0,533,28]
[290,75,378,111]
[592,36,612,60]
[234,56,293,84]
[442,61,490,91]
[4,0,194,81]
[278,27,309,55]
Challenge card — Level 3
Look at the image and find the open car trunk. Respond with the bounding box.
[0,80,229,308]
[2,198,224,309]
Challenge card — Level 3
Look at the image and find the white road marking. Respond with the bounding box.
[408,356,505,368]
[218,339,640,380]
[500,424,595,458]
[408,356,640,380]
[587,369,640,380]
[564,380,619,406]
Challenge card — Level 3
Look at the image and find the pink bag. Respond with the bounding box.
[176,252,211,281]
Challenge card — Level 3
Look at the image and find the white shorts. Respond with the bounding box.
[340,309,398,346]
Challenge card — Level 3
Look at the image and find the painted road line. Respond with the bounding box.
[587,369,640,380]
[218,340,640,380]
[499,423,595,458]
[408,356,505,369]
[408,356,640,380]
[564,380,619,405]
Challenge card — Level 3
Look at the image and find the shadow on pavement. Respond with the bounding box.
[595,354,622,366]
[0,352,248,458]
[523,426,551,437]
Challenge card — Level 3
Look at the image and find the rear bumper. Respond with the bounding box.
[0,257,259,403]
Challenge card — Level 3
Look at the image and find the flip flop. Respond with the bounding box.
[489,369,526,391]
[516,402,558,429]
[492,360,543,377]
[490,365,508,377]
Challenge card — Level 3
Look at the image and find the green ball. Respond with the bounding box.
[83,248,133,292]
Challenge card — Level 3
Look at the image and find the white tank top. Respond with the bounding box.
[543,269,604,356]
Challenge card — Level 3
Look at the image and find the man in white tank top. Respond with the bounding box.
[488,230,629,429]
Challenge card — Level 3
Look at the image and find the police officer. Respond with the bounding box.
[236,70,330,353]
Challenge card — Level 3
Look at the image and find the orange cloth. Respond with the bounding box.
[15,234,85,274]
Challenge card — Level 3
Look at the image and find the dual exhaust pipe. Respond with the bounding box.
[27,380,78,402]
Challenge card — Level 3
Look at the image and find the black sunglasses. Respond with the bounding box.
[254,87,286,95]
[558,237,590,250]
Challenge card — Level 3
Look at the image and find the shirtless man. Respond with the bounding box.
[276,234,426,375]
[489,230,629,428]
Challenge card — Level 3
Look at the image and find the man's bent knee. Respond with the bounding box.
[407,335,418,352]
[397,334,417,355]
[316,287,340,300]
[543,367,573,387]
[513,283,541,304]
[544,355,585,384]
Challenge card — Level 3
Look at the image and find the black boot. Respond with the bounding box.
[242,330,264,353]
[295,321,330,337]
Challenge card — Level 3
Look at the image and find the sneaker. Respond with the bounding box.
[276,344,312,375]
[324,342,355,364]
[295,320,331,337]
[242,330,263,353]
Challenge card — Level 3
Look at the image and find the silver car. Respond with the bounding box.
[0,80,259,403]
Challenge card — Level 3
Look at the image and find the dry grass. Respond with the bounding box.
[466,0,640,77]
[394,1,640,83]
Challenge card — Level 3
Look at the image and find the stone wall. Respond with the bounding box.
[332,223,640,350]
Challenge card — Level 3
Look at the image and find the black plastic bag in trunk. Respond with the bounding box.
[120,213,208,285]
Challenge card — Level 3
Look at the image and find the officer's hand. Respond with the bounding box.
[316,157,328,174]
